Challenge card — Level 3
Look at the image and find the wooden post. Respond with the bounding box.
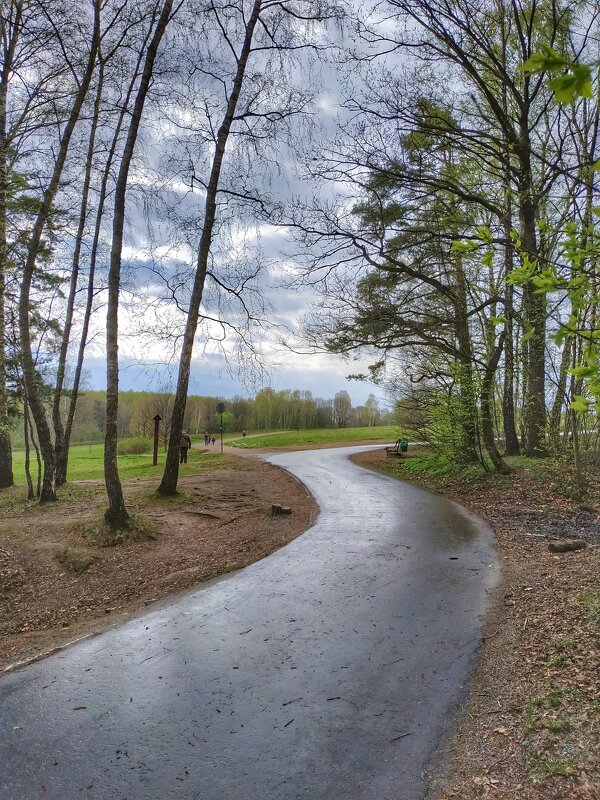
[216,402,226,454]
[153,414,162,466]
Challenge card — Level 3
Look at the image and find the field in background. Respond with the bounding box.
[228,426,398,448]
[6,426,399,487]
[9,443,224,485]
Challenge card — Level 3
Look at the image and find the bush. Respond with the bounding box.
[117,437,152,455]
[55,546,98,574]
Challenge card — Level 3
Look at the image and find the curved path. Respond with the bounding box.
[0,446,497,800]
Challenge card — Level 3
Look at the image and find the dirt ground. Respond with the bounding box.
[353,448,600,800]
[0,454,316,672]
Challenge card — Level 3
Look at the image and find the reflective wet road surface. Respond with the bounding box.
[0,446,497,800]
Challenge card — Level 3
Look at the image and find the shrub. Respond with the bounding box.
[84,514,158,547]
[117,437,152,455]
[55,546,98,574]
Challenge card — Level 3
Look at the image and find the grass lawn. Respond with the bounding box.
[228,425,399,448]
[10,443,225,484]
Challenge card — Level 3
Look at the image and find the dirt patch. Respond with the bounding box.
[0,455,316,672]
[353,448,600,800]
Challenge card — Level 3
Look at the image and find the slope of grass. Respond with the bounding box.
[228,425,398,448]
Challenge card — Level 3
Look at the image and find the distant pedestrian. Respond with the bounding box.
[211,436,216,446]
[180,431,191,463]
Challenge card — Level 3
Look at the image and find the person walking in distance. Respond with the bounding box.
[180,431,191,463]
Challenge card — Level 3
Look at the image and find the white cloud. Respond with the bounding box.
[74,4,395,410]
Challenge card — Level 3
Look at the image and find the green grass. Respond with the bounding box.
[504,455,590,499]
[228,426,398,448]
[545,717,571,734]
[378,450,490,485]
[581,588,600,626]
[531,756,574,780]
[55,546,98,574]
[545,639,574,668]
[10,443,226,485]
[371,450,597,498]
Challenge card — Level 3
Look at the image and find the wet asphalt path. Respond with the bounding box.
[0,446,497,800]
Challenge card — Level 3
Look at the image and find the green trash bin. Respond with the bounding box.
[400,440,408,453]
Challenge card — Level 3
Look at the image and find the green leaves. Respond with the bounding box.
[531,268,560,293]
[451,239,477,253]
[504,215,600,413]
[569,396,590,413]
[521,327,536,344]
[549,65,593,104]
[507,262,535,285]
[520,46,594,104]
[476,225,493,245]
[521,46,569,74]
[568,366,596,379]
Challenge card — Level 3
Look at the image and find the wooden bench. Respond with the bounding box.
[385,439,409,457]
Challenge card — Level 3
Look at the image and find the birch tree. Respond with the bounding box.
[157,0,333,495]
[103,0,177,527]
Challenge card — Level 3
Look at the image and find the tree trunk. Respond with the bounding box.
[453,254,480,462]
[521,288,547,455]
[569,368,586,493]
[502,309,520,455]
[549,337,572,453]
[518,135,547,457]
[18,1,101,502]
[0,2,21,489]
[521,281,547,456]
[496,0,520,457]
[482,333,510,472]
[28,402,42,498]
[23,393,34,500]
[57,43,147,485]
[104,0,175,526]
[158,0,263,495]
[54,64,103,485]
[501,232,519,455]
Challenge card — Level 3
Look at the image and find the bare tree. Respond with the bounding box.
[0,0,22,489]
[18,0,101,501]
[52,62,104,485]
[158,0,331,495]
[104,0,176,527]
[55,2,171,485]
[333,390,352,427]
[0,0,71,488]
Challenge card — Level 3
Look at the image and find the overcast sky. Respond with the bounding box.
[81,4,390,409]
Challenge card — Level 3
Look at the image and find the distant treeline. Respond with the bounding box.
[10,388,390,449]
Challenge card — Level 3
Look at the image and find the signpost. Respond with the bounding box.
[216,402,226,454]
[153,415,162,466]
